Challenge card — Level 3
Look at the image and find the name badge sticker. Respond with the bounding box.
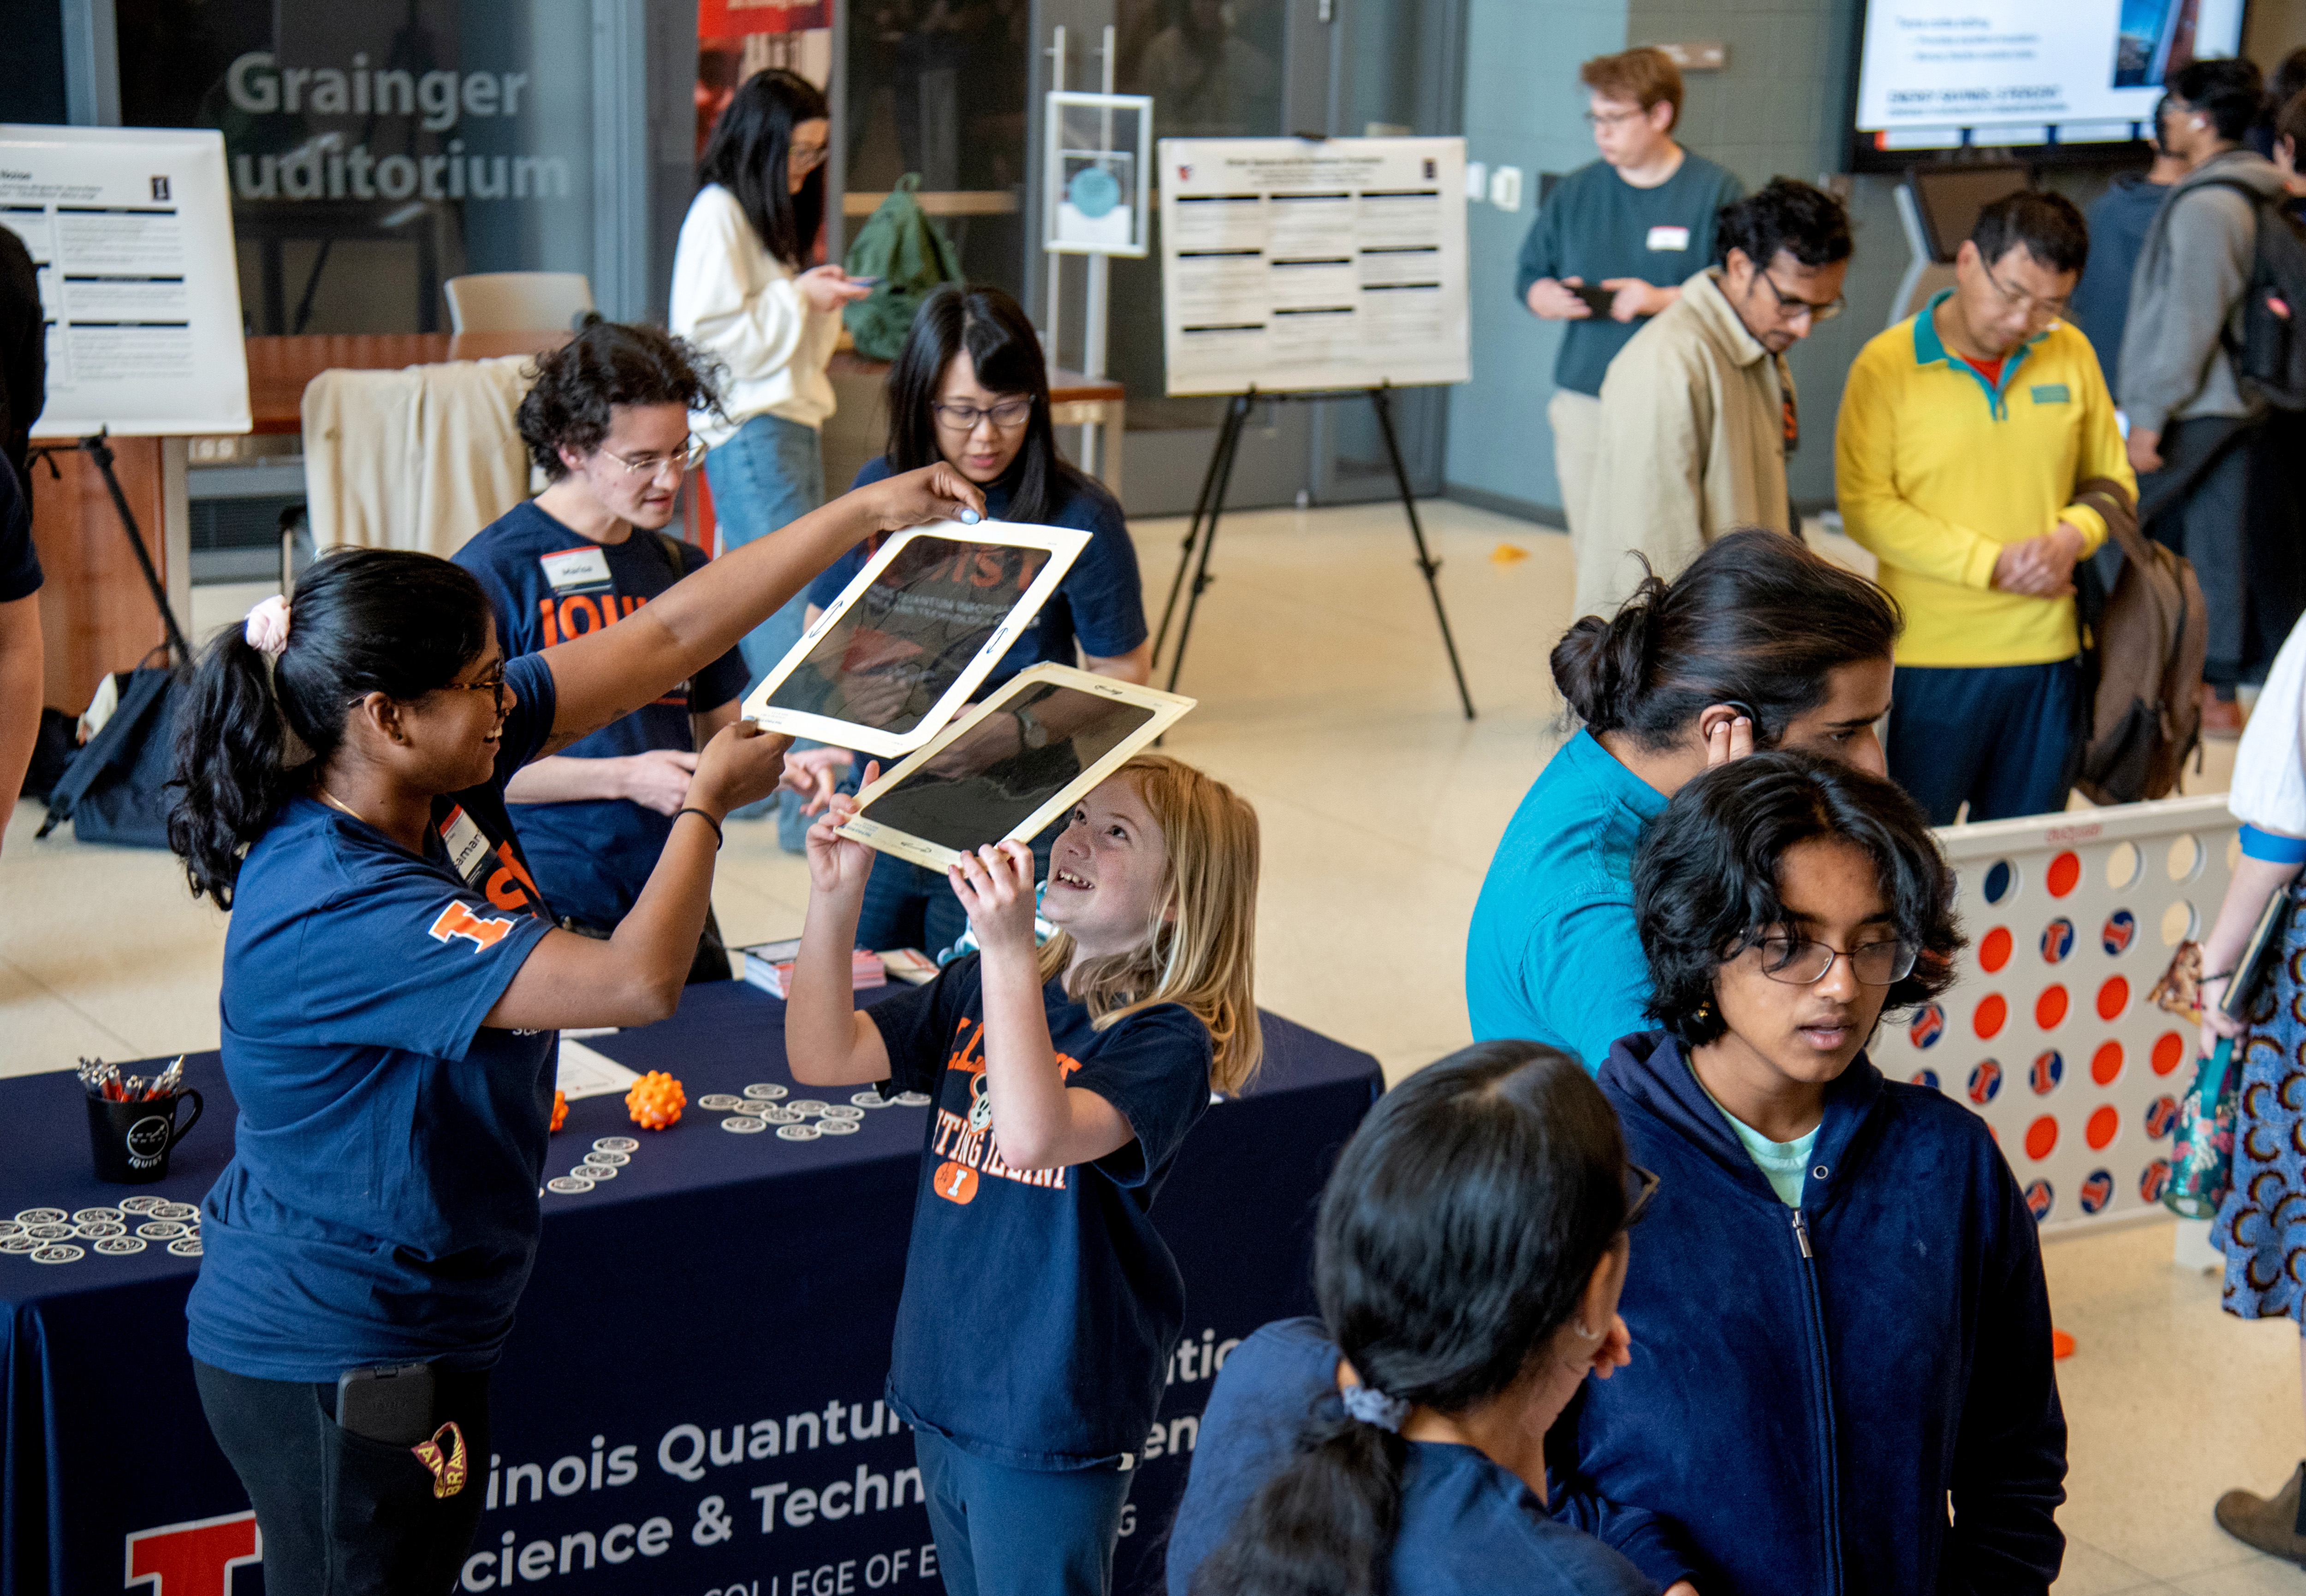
[439,805,492,883]
[1645,224,1691,252]
[539,546,612,593]
[2029,383,2071,405]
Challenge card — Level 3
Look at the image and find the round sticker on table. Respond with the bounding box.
[24,1223,73,1241]
[894,1092,933,1108]
[93,1236,147,1255]
[776,1124,821,1141]
[76,1221,125,1239]
[155,1203,199,1221]
[574,1163,616,1181]
[0,1223,22,1240]
[167,1237,203,1257]
[13,1209,64,1225]
[786,1100,831,1115]
[820,1105,866,1121]
[698,1094,745,1112]
[593,1137,640,1154]
[72,1207,124,1225]
[137,1221,186,1240]
[546,1175,595,1195]
[742,1085,789,1102]
[0,1237,34,1254]
[851,1091,890,1109]
[31,1244,84,1264]
[117,1196,165,1214]
[583,1150,630,1167]
[815,1119,861,1136]
[722,1115,770,1133]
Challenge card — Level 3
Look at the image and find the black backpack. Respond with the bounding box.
[2197,178,2306,410]
[36,667,185,848]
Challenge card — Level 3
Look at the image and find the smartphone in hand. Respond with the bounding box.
[1568,280,1617,316]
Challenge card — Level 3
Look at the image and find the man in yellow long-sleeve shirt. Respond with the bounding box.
[1837,191,2135,824]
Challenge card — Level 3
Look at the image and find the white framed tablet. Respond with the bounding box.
[739,520,1093,758]
[836,664,1196,871]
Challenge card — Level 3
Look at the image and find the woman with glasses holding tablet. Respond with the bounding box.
[674,68,873,842]
[165,462,980,1594]
[797,284,1153,957]
[1574,750,2066,1595]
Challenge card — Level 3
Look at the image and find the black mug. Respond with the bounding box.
[85,1090,203,1184]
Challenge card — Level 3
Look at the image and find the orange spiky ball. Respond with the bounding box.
[625,1070,685,1129]
[550,1090,568,1133]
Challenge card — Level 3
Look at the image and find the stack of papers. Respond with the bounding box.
[739,940,886,998]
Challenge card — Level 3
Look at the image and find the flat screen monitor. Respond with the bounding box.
[1909,164,2031,262]
[1849,0,2247,169]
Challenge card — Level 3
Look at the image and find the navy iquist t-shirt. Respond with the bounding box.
[809,457,1148,696]
[868,954,1211,1467]
[189,652,564,1382]
[454,501,748,930]
[1168,1318,1660,1596]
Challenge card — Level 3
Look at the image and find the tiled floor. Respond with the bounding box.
[2,500,2282,1588]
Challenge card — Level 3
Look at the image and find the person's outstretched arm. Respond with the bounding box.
[787,785,895,1086]
[535,465,983,759]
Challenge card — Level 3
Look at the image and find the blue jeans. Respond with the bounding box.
[1887,659,2081,825]
[705,411,824,840]
[856,827,1057,959]
[912,1427,1135,1596]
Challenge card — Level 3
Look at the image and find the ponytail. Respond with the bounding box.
[166,548,493,907]
[1195,1419,1405,1596]
[1194,1043,1628,1595]
[1549,528,1901,752]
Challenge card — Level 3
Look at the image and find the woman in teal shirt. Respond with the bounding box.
[1464,530,1901,1067]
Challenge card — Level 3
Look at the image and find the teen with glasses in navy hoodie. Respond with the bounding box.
[1578,750,2066,1594]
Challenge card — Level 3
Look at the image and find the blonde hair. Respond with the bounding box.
[1035,753,1263,1093]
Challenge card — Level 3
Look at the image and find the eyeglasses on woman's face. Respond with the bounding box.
[1754,934,1917,986]
[598,436,708,481]
[932,398,1034,433]
[790,141,830,173]
[438,668,509,718]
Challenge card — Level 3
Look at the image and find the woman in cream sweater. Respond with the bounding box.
[672,68,868,838]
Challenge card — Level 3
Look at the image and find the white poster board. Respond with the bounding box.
[1157,136,1468,397]
[0,125,251,437]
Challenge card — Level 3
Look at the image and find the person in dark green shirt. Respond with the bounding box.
[1512,47,1743,546]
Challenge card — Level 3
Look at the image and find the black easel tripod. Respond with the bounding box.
[27,430,193,669]
[1150,382,1475,719]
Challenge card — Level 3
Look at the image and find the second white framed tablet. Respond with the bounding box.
[836,664,1195,872]
[739,519,1093,759]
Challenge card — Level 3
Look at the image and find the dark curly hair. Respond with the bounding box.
[1551,528,1901,754]
[1714,177,1852,271]
[517,320,724,480]
[1634,751,1963,1048]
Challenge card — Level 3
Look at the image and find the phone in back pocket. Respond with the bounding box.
[337,1361,435,1445]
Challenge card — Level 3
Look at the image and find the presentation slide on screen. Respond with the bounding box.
[1854,0,2245,148]
[1158,136,1469,397]
[0,125,250,436]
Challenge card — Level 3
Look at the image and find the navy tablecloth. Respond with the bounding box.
[0,981,1380,1596]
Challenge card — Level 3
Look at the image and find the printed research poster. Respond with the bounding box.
[0,125,251,437]
[1158,137,1469,397]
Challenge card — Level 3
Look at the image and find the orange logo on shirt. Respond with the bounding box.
[429,901,516,951]
[932,1161,980,1204]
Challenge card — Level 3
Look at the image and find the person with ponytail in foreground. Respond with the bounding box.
[166,462,980,1595]
[1167,1042,1699,1596]
[1465,528,1900,1067]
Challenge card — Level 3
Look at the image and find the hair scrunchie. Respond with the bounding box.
[244,595,292,661]
[1339,1382,1410,1433]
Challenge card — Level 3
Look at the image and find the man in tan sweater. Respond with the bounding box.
[1578,179,1852,615]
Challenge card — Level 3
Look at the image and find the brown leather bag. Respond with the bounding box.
[2073,475,2207,803]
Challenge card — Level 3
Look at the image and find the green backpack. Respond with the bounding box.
[843,173,964,361]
